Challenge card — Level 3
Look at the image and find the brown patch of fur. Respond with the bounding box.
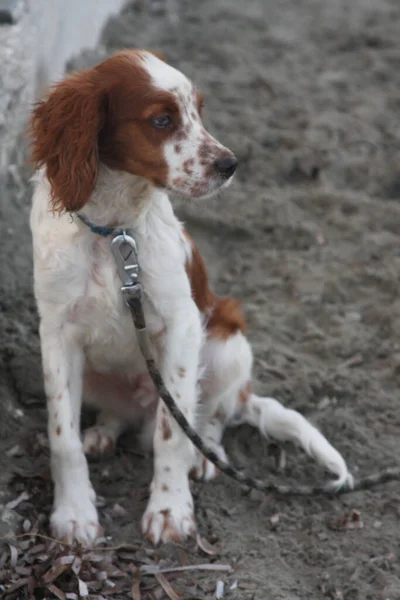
[184,231,247,339]
[207,297,246,340]
[161,409,172,441]
[30,72,106,212]
[178,367,186,378]
[184,231,215,312]
[56,425,61,436]
[161,484,169,492]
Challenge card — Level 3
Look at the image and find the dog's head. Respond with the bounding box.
[30,50,237,212]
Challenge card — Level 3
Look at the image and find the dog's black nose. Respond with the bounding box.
[214,156,238,178]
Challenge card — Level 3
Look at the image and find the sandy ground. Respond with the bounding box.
[2,0,400,597]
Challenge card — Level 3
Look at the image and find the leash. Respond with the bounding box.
[76,214,400,495]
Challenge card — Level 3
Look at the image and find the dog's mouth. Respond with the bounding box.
[166,173,235,200]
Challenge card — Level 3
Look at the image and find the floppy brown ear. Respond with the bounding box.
[30,72,106,212]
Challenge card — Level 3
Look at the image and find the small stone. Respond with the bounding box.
[270,513,280,530]
[318,396,331,410]
[373,520,382,529]
[5,444,23,457]
[345,311,361,323]
[95,495,106,508]
[22,519,31,532]
[112,503,128,517]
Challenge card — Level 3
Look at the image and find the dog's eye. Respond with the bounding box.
[152,115,172,128]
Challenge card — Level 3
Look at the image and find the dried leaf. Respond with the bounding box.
[113,503,128,517]
[141,563,232,575]
[85,552,106,563]
[47,583,67,599]
[42,563,69,584]
[230,581,238,590]
[5,444,23,457]
[215,580,225,599]
[78,578,89,597]
[8,545,18,568]
[71,556,82,576]
[29,544,47,555]
[155,573,180,600]
[329,509,364,531]
[15,566,31,576]
[55,555,75,566]
[196,534,220,556]
[22,519,31,533]
[118,552,138,561]
[3,577,29,594]
[131,578,141,600]
[238,581,258,590]
[6,491,30,510]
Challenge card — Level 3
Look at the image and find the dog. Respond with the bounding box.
[29,49,351,546]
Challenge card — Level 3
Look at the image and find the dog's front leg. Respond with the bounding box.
[40,320,99,545]
[142,303,202,545]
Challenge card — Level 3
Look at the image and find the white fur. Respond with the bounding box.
[141,51,190,93]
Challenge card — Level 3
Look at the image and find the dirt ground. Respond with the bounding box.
[2,0,400,597]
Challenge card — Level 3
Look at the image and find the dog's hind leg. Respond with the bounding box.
[192,307,351,488]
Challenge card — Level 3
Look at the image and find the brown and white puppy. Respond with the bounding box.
[29,50,351,546]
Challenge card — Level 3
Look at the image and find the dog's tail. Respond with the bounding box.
[238,393,352,490]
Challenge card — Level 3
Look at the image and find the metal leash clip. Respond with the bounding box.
[111,230,141,306]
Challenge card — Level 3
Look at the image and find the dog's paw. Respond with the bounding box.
[141,484,196,545]
[51,496,100,546]
[190,445,228,481]
[83,425,116,456]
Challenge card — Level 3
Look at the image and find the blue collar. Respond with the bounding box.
[75,212,121,237]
